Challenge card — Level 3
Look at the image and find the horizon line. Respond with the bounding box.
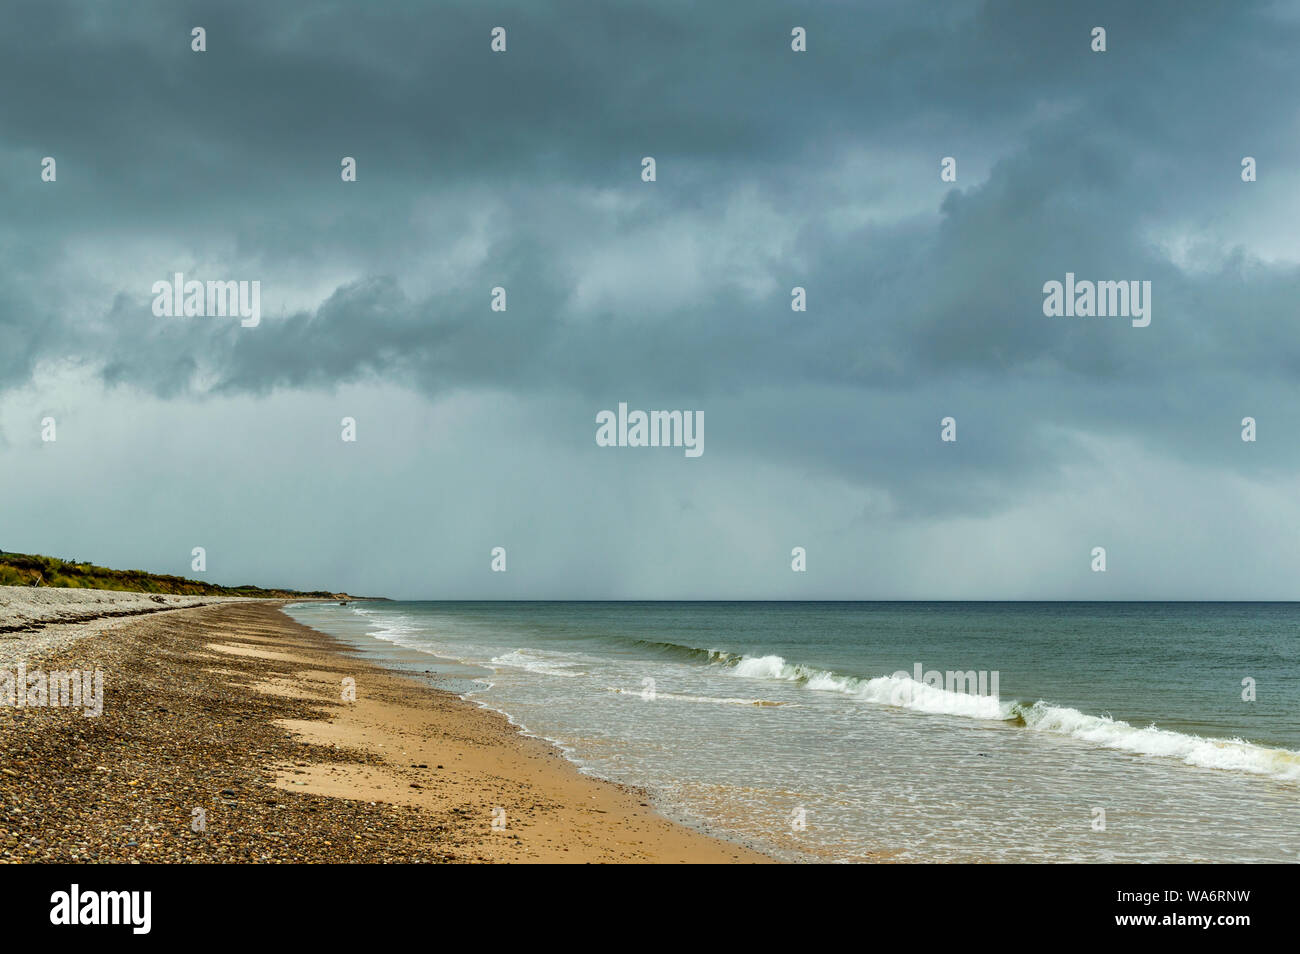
[334,597,1300,604]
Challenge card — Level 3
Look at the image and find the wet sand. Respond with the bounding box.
[0,599,769,863]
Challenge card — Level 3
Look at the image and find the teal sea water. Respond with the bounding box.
[285,601,1300,862]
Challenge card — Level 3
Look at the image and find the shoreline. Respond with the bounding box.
[0,597,770,863]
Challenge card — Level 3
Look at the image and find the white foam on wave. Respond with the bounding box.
[334,606,493,669]
[851,674,1009,719]
[727,656,1008,719]
[490,648,587,677]
[1018,701,1300,781]
[722,652,1300,782]
[607,687,796,707]
[360,615,434,651]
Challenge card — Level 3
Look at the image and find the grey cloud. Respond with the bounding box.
[3,0,1299,539]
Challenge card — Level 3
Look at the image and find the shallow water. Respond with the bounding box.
[286,601,1300,862]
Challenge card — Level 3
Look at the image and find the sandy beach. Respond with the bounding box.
[0,590,768,863]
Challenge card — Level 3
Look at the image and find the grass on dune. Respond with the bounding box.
[0,551,342,598]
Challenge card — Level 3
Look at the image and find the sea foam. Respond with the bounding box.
[721,651,1300,781]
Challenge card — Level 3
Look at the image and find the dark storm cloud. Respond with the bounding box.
[3,0,1300,519]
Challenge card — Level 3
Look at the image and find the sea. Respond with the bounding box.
[284,601,1300,863]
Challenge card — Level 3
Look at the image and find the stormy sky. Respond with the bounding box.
[2,0,1299,599]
